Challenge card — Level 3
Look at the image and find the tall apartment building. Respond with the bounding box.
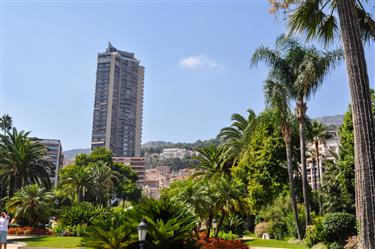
[35,138,64,186]
[113,157,145,186]
[306,130,340,189]
[91,43,144,157]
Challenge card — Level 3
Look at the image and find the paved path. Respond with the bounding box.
[4,241,25,249]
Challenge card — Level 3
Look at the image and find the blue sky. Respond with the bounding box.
[1,1,374,150]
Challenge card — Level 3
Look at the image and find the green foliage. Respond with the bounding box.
[210,231,238,240]
[59,202,104,227]
[129,197,200,249]
[54,224,87,237]
[328,242,343,249]
[0,128,53,195]
[59,148,140,205]
[255,194,306,240]
[6,184,53,226]
[322,213,356,245]
[234,111,289,212]
[82,209,136,249]
[305,217,324,248]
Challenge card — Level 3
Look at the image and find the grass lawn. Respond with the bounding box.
[11,236,83,248]
[245,237,308,249]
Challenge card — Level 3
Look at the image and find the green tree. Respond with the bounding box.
[262,77,302,239]
[59,165,95,202]
[218,109,257,164]
[233,110,289,213]
[270,1,375,246]
[252,35,342,225]
[6,184,53,226]
[91,161,118,206]
[0,114,12,133]
[0,128,52,196]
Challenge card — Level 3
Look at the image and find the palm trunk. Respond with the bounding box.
[206,213,213,239]
[312,157,317,190]
[215,209,225,238]
[14,173,23,192]
[296,100,311,225]
[336,1,375,248]
[285,128,302,240]
[8,175,15,197]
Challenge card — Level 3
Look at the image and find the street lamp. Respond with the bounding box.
[137,219,148,249]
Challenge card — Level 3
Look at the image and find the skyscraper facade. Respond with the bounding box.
[91,43,144,157]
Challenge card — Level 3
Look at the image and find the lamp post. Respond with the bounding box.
[212,219,217,236]
[137,219,148,249]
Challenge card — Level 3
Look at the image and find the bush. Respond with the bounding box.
[8,227,52,235]
[311,243,328,249]
[221,215,245,236]
[255,222,270,238]
[322,213,356,244]
[305,217,324,247]
[256,194,306,239]
[328,242,343,249]
[210,231,238,240]
[59,202,103,226]
[199,238,248,249]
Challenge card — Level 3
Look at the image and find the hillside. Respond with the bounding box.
[64,148,91,161]
[64,115,343,160]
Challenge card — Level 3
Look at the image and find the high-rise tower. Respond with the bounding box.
[91,43,144,157]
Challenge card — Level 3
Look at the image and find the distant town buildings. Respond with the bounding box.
[91,43,144,157]
[159,148,198,159]
[35,138,64,186]
[306,130,340,190]
[143,166,196,199]
[113,157,145,186]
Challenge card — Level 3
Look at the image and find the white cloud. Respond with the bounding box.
[178,54,223,70]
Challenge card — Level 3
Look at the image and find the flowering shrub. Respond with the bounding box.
[8,227,52,235]
[199,237,248,249]
[255,222,270,238]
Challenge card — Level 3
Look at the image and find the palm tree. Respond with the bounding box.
[252,35,342,225]
[194,145,229,179]
[0,128,52,196]
[6,184,53,226]
[213,176,244,238]
[310,121,328,189]
[263,77,302,240]
[91,161,118,206]
[0,114,12,133]
[217,109,256,164]
[60,165,95,202]
[82,209,136,249]
[270,1,375,246]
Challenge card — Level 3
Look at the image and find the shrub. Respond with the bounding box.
[8,227,52,235]
[322,213,356,244]
[61,224,88,236]
[255,222,270,238]
[344,236,358,249]
[59,202,103,226]
[209,231,238,240]
[305,217,324,247]
[199,238,248,249]
[269,220,288,240]
[328,242,343,249]
[311,243,328,249]
[221,215,245,236]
